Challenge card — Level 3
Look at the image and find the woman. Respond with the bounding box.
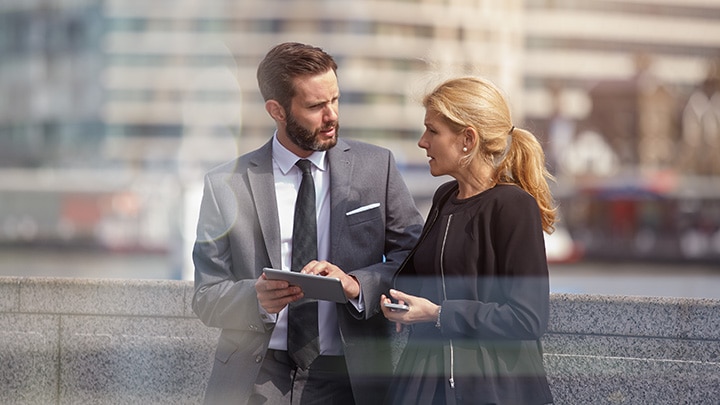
[381,76,556,405]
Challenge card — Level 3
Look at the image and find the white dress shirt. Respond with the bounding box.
[266,135,362,356]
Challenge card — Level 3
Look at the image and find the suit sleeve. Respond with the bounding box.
[191,173,267,332]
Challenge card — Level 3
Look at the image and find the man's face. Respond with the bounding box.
[282,69,340,155]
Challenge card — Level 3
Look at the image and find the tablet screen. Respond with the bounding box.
[263,268,348,304]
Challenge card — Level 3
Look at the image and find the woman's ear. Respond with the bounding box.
[265,100,286,122]
[464,127,478,150]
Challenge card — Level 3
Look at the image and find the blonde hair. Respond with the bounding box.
[423,76,557,233]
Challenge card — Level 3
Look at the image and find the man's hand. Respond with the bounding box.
[300,260,361,300]
[255,273,304,314]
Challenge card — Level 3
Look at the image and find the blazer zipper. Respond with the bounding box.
[439,214,455,389]
[392,183,457,285]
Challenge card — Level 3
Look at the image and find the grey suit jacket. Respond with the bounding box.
[192,138,423,404]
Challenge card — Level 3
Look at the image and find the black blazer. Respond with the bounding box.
[393,181,554,405]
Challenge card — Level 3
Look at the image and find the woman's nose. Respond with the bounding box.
[417,134,428,149]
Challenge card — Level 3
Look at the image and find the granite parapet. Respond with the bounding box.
[1,277,719,404]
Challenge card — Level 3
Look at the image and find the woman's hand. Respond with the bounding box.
[380,289,441,332]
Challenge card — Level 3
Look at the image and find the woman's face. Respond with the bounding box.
[418,109,465,178]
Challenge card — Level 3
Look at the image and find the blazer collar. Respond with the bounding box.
[246,137,354,267]
[326,139,353,260]
[247,139,281,269]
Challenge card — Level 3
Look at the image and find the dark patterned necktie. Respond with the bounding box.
[287,159,319,369]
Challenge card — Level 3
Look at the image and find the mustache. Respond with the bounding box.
[320,122,337,131]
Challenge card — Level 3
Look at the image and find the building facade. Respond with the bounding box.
[2,0,720,262]
[1,0,525,169]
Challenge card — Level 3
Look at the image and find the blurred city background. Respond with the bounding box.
[0,0,719,297]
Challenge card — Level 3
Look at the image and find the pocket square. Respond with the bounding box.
[346,203,380,216]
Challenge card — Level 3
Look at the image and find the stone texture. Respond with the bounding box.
[1,278,720,404]
[0,314,58,405]
[18,277,186,317]
[546,294,720,404]
[0,277,19,312]
[546,351,720,404]
[59,315,217,405]
[183,281,197,317]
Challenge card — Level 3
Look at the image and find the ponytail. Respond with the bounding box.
[422,76,557,233]
[495,127,557,233]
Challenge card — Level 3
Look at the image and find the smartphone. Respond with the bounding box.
[384,302,409,311]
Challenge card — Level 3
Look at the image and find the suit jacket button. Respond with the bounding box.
[249,324,258,331]
[255,355,263,363]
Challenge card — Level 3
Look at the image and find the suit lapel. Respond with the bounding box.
[247,140,282,270]
[328,139,352,261]
[247,138,353,267]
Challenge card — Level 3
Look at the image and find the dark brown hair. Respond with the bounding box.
[257,42,338,111]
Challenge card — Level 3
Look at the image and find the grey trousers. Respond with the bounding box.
[249,349,355,405]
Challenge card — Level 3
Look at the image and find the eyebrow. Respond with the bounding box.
[305,93,339,108]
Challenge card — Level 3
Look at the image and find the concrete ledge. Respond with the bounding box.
[0,277,217,404]
[545,294,720,403]
[0,277,195,317]
[1,277,719,404]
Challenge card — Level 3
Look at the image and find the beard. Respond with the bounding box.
[285,111,339,152]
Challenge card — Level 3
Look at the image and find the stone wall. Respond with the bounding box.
[1,277,719,404]
[545,294,720,403]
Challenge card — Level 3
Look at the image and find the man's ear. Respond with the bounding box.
[265,100,286,122]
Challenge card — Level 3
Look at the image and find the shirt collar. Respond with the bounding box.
[272,132,327,175]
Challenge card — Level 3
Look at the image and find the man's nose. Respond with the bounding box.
[324,105,338,122]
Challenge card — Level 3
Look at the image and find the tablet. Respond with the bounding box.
[263,268,348,304]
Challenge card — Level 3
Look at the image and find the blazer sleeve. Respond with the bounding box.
[191,171,268,332]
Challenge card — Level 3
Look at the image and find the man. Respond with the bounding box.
[192,42,423,404]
